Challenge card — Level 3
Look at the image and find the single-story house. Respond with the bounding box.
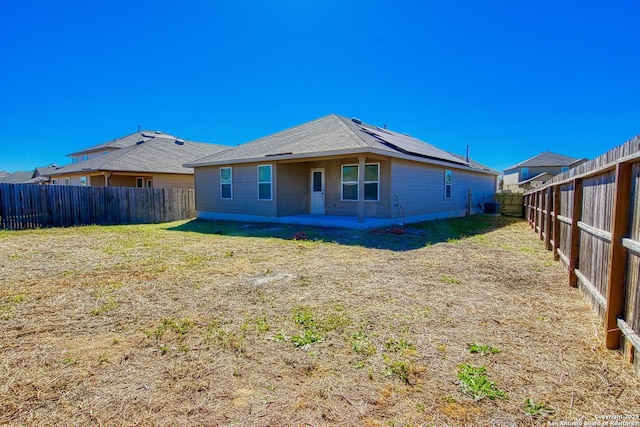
[502,151,587,193]
[185,114,499,229]
[48,130,228,189]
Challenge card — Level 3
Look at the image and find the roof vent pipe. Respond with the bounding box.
[351,117,362,125]
[466,145,470,163]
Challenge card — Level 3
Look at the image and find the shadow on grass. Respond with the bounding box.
[166,215,523,251]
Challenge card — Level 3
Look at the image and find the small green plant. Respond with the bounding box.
[468,342,501,355]
[290,330,322,348]
[255,315,270,332]
[158,345,169,355]
[457,364,508,401]
[149,317,193,340]
[292,306,315,327]
[11,294,26,304]
[272,331,288,342]
[351,331,375,355]
[385,338,416,355]
[524,398,554,417]
[383,355,423,385]
[441,275,460,284]
[91,297,118,316]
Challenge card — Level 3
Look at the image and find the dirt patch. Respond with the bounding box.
[0,217,638,426]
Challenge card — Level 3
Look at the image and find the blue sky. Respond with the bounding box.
[1,0,638,173]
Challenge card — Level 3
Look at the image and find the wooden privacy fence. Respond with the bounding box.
[0,184,195,230]
[524,135,640,375]
[494,193,524,217]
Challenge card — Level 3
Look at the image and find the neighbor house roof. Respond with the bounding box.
[67,130,178,157]
[50,134,228,176]
[0,170,35,184]
[518,172,554,185]
[185,114,498,174]
[505,151,583,171]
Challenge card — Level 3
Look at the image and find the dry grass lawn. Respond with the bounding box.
[1,216,638,426]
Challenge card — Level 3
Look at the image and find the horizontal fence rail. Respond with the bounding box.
[524,135,640,376]
[0,184,195,230]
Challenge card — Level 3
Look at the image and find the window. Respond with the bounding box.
[341,163,380,201]
[82,155,89,162]
[103,150,110,155]
[341,165,358,200]
[521,167,529,179]
[136,178,143,188]
[257,165,272,200]
[52,178,58,185]
[220,167,232,199]
[561,166,569,172]
[64,177,70,185]
[444,169,452,199]
[80,176,87,186]
[146,180,152,188]
[364,164,379,201]
[72,157,78,164]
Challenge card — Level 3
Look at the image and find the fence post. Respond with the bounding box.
[568,178,583,287]
[604,162,632,350]
[544,187,552,250]
[552,185,561,261]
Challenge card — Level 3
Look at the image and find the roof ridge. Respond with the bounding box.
[332,114,375,148]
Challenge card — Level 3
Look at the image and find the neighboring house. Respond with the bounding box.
[0,164,59,184]
[502,151,587,193]
[185,114,499,229]
[48,130,228,189]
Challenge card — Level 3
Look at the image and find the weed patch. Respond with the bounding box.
[457,364,508,401]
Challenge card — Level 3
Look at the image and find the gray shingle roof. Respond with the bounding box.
[186,114,497,174]
[66,130,178,156]
[51,135,228,176]
[0,171,35,183]
[505,151,581,171]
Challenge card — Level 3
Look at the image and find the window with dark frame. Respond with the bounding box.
[220,167,232,199]
[341,163,379,201]
[257,165,272,200]
[444,169,452,199]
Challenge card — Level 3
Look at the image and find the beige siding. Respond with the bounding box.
[391,159,496,217]
[152,174,194,189]
[195,162,277,217]
[109,175,137,187]
[276,163,308,216]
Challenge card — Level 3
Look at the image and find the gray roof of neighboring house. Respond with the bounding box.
[505,151,582,171]
[186,114,499,174]
[51,135,228,176]
[518,171,555,185]
[0,170,36,183]
[67,130,178,156]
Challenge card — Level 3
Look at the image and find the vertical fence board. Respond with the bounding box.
[605,162,633,349]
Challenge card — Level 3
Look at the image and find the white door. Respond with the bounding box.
[310,168,325,215]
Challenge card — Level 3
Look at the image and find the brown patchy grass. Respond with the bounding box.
[1,216,638,426]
